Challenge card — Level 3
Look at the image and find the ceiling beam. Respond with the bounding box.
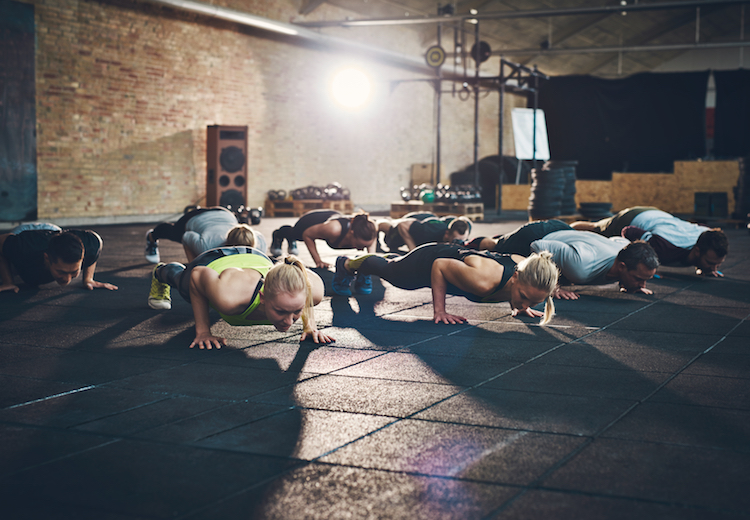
[580,3,728,75]
[299,0,327,16]
[488,39,750,56]
[292,0,749,28]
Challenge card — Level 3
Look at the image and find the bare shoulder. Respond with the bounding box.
[217,266,262,285]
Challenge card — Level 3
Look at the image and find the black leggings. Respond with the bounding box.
[354,246,453,290]
[491,219,571,255]
[150,208,215,243]
[154,246,265,302]
[273,210,340,242]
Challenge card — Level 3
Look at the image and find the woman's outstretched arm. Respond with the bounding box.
[188,267,227,350]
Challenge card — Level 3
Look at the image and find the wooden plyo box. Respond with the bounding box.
[503,160,741,217]
[390,201,484,221]
[265,199,354,218]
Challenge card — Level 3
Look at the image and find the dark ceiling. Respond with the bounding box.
[293,0,750,77]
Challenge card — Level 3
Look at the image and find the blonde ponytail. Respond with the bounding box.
[264,255,314,329]
[516,250,559,325]
[225,224,256,248]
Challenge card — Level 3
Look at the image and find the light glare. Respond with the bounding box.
[330,68,372,109]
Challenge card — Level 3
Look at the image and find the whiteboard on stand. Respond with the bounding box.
[511,108,551,161]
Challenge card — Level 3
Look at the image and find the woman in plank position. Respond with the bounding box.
[331,242,559,325]
[147,247,333,348]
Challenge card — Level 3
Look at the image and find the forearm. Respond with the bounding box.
[82,263,96,284]
[430,265,449,315]
[398,226,417,250]
[303,236,322,265]
[189,283,213,336]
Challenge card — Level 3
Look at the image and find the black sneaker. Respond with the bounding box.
[269,231,283,257]
[331,256,354,296]
[353,274,373,295]
[145,230,160,264]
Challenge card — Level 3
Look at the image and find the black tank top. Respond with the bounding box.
[329,217,350,248]
[407,243,517,302]
[445,248,517,302]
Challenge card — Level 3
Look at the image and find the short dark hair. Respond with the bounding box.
[696,229,728,258]
[617,240,659,271]
[351,213,377,241]
[448,216,472,235]
[47,232,84,264]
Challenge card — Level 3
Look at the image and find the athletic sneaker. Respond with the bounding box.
[148,264,171,310]
[144,230,160,264]
[287,240,299,256]
[353,273,373,295]
[269,232,283,257]
[331,256,354,296]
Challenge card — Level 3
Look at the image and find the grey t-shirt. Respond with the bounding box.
[182,210,239,256]
[531,230,628,285]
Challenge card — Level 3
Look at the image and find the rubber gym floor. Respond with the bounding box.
[1,215,749,519]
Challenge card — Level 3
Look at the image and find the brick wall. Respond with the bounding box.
[25,0,505,220]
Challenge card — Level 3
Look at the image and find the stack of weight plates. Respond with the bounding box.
[578,202,613,220]
[548,160,578,216]
[528,166,565,219]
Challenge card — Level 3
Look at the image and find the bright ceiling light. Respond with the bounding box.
[330,68,372,109]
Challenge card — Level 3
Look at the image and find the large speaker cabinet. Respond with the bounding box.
[206,125,248,208]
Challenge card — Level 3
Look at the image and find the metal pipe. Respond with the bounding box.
[486,39,750,56]
[294,0,749,28]
[436,22,442,185]
[497,60,505,213]
[473,23,480,188]
[140,0,439,74]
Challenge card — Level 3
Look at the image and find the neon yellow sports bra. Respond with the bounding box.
[206,254,274,326]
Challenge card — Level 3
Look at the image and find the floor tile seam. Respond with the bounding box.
[301,363,544,462]
[99,373,300,402]
[1,437,125,480]
[60,394,181,430]
[83,399,255,439]
[263,367,469,388]
[314,332,487,375]
[484,485,750,519]
[0,341,218,363]
[595,432,750,454]
[514,320,750,494]
[0,318,110,330]
[516,292,690,363]
[172,461,314,520]
[522,359,692,375]
[670,369,750,382]
[1,384,99,411]
[397,414,594,440]
[300,458,532,490]
[185,405,299,443]
[619,316,750,416]
[172,458,519,520]
[484,359,691,518]
[98,376,317,405]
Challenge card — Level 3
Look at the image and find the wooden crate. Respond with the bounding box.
[265,199,354,218]
[501,184,532,210]
[390,201,484,221]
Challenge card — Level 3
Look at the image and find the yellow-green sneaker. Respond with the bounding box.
[148,264,171,310]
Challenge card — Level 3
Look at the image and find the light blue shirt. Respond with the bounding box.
[531,230,628,285]
[630,210,709,249]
